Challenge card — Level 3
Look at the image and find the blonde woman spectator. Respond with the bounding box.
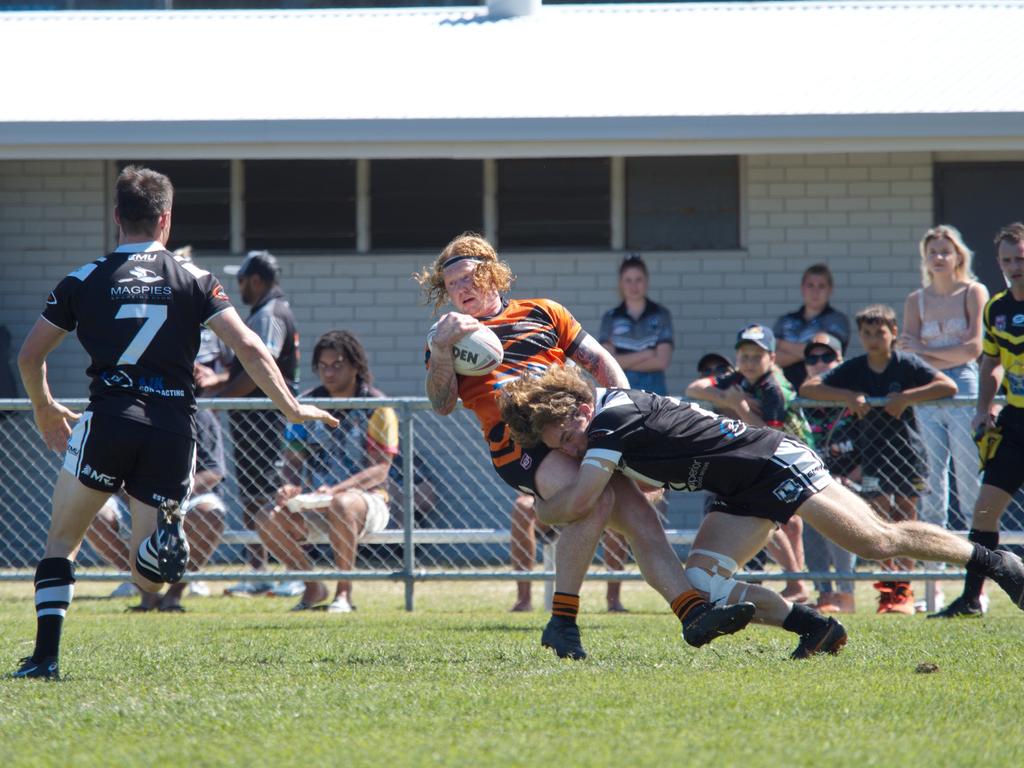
[900,226,988,609]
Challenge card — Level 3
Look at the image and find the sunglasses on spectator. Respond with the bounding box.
[805,351,838,365]
[700,364,732,377]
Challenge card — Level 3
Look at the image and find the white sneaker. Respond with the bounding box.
[109,582,139,599]
[326,596,354,614]
[188,581,211,597]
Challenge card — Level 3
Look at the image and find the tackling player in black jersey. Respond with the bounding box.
[11,166,338,681]
[499,365,1024,658]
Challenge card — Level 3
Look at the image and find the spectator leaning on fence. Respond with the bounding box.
[932,222,1024,618]
[773,264,851,391]
[257,330,397,614]
[799,333,859,614]
[687,324,812,604]
[10,165,336,680]
[417,232,753,660]
[801,304,956,615]
[199,250,300,596]
[599,253,674,395]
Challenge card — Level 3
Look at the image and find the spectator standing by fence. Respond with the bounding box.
[773,264,851,391]
[799,333,858,614]
[599,254,674,395]
[932,223,1024,618]
[199,250,300,596]
[899,225,987,611]
[801,304,956,615]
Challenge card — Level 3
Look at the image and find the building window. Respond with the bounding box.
[626,156,739,250]
[244,160,356,251]
[371,160,483,249]
[497,158,610,248]
[118,160,230,252]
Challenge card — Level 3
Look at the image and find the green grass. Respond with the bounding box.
[2,579,1024,768]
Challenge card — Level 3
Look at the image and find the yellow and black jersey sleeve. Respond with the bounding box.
[982,290,1024,408]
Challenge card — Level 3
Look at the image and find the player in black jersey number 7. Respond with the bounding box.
[10,166,338,681]
[498,365,1024,658]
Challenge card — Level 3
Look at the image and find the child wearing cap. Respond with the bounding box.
[687,323,812,602]
[800,332,859,613]
[801,304,957,614]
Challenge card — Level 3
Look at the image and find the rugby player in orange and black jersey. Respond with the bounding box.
[427,296,587,496]
[419,233,758,661]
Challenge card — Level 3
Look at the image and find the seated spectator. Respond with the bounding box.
[84,406,228,611]
[510,493,630,613]
[687,324,811,603]
[599,254,674,394]
[257,330,397,614]
[774,264,851,391]
[801,304,957,614]
[799,333,859,613]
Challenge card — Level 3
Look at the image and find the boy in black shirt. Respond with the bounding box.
[498,365,1024,659]
[801,304,956,614]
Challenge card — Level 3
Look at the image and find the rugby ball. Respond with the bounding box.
[429,322,504,376]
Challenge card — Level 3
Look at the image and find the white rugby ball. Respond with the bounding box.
[429,322,504,376]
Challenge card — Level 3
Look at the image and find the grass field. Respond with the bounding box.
[2,579,1023,768]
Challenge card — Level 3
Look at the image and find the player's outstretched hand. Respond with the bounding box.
[33,401,80,453]
[291,404,340,428]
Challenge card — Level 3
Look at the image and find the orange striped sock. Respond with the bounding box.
[671,590,709,623]
[551,592,580,621]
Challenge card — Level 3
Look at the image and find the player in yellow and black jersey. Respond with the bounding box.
[932,222,1024,618]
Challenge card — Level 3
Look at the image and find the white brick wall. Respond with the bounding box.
[0,152,936,400]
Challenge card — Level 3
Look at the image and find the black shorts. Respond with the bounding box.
[708,438,833,524]
[982,406,1024,495]
[487,422,552,498]
[63,411,195,507]
[229,410,284,504]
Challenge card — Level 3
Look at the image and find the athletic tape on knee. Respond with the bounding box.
[686,548,745,605]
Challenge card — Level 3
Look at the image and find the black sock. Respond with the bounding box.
[33,557,76,661]
[963,530,999,601]
[782,603,828,636]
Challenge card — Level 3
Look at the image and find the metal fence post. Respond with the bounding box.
[401,403,416,611]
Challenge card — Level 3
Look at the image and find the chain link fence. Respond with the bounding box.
[1,396,1022,609]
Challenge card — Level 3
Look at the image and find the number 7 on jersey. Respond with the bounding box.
[115,304,167,365]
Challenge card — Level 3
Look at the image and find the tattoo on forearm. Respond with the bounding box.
[426,371,458,413]
[574,338,629,388]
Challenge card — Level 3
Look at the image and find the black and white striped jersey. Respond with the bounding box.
[41,242,233,437]
[584,388,785,496]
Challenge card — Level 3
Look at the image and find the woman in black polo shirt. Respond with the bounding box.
[599,254,674,395]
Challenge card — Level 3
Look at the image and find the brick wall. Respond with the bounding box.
[0,152,935,400]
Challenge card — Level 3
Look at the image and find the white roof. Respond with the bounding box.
[2,0,1024,157]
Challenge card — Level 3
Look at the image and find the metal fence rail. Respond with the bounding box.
[1,396,1021,610]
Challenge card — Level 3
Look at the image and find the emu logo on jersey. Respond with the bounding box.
[101,369,133,388]
[129,253,158,262]
[772,479,804,504]
[118,266,163,285]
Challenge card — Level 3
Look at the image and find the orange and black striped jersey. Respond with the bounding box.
[982,289,1024,409]
[427,298,586,436]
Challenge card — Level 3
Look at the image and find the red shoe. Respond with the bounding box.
[887,582,915,615]
[874,581,895,614]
